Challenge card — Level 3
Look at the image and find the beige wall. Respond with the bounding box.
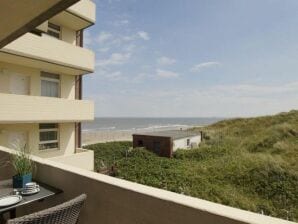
[0,33,94,75]
[68,0,96,23]
[0,123,38,152]
[0,93,94,123]
[49,149,94,170]
[51,0,96,31]
[0,123,76,158]
[61,26,76,45]
[0,62,75,99]
[0,147,293,224]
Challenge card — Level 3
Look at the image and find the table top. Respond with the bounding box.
[0,179,62,214]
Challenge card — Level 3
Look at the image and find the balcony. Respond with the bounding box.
[49,148,94,171]
[0,33,94,75]
[0,146,293,224]
[0,0,79,48]
[0,93,94,123]
[50,0,96,31]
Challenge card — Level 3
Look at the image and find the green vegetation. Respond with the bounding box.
[11,144,35,176]
[84,110,298,221]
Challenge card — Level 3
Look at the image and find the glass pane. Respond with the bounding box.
[41,72,59,80]
[48,23,60,31]
[39,123,58,129]
[41,80,59,97]
[39,131,58,142]
[47,30,60,39]
[39,142,58,150]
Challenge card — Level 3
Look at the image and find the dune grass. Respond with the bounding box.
[85,110,298,221]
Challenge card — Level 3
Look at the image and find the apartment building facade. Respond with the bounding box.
[0,0,96,170]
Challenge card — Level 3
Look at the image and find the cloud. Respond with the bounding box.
[98,47,110,53]
[138,31,150,40]
[157,57,176,66]
[122,44,136,53]
[96,53,131,67]
[210,82,298,98]
[191,61,221,72]
[156,69,179,78]
[95,82,298,117]
[97,31,113,44]
[105,71,123,81]
[112,19,130,26]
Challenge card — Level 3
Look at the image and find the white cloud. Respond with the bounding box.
[138,31,150,40]
[209,82,298,98]
[105,71,123,81]
[123,44,136,53]
[96,53,131,67]
[112,20,130,26]
[98,47,110,53]
[97,31,113,44]
[92,82,298,117]
[156,69,179,78]
[157,57,176,65]
[191,61,221,72]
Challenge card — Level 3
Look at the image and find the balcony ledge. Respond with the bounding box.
[0,93,94,123]
[0,146,294,224]
[0,33,94,75]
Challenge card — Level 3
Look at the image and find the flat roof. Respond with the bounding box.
[133,130,200,140]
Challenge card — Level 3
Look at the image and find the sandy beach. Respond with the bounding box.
[82,130,133,146]
[82,125,204,146]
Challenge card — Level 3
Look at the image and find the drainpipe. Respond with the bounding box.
[75,30,83,152]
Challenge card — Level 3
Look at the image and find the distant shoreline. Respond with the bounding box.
[82,125,204,146]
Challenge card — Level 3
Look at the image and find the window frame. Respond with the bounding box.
[39,123,59,151]
[47,22,61,39]
[40,72,60,98]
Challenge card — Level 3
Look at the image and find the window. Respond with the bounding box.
[153,141,161,154]
[187,139,190,146]
[41,72,60,97]
[39,123,59,150]
[47,23,61,39]
[137,140,143,147]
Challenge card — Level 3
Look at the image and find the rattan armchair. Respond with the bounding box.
[7,194,86,224]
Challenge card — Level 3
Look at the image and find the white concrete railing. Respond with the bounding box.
[0,147,295,224]
[0,93,94,123]
[67,0,96,23]
[49,148,94,171]
[0,33,94,75]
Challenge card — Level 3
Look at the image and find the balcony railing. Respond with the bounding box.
[51,0,96,31]
[0,93,94,123]
[0,33,94,75]
[0,147,294,224]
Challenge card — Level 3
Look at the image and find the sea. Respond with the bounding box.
[82,117,223,133]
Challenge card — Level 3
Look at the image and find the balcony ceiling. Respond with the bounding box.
[0,0,79,48]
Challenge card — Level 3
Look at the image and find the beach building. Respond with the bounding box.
[0,0,96,170]
[133,130,202,157]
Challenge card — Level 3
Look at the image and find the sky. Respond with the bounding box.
[84,0,298,117]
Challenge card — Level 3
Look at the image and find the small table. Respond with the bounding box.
[0,179,62,220]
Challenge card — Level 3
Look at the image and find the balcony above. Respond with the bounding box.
[0,33,94,75]
[0,0,79,48]
[0,93,94,123]
[51,0,96,31]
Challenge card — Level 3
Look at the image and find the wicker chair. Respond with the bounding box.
[7,194,87,224]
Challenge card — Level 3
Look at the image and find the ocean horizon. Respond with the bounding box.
[82,117,223,133]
